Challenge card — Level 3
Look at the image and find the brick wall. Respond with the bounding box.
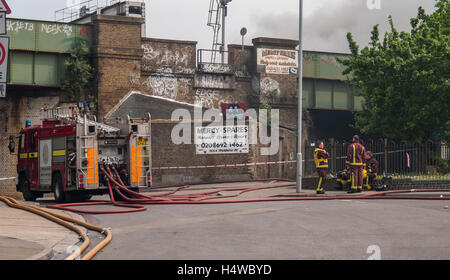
[151,121,255,185]
[0,90,61,197]
[91,15,144,121]
[150,120,301,185]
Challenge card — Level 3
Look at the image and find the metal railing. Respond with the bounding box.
[55,0,144,22]
[305,139,450,184]
[197,49,229,66]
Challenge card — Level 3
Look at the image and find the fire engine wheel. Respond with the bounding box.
[52,173,66,203]
[20,176,37,202]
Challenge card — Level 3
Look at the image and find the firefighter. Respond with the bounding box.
[346,135,366,193]
[314,140,329,194]
[337,166,351,191]
[364,151,378,190]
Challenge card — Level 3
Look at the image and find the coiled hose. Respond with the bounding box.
[0,195,112,260]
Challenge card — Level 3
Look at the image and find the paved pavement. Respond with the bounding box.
[1,181,449,260]
[0,199,85,260]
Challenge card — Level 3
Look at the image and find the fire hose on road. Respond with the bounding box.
[1,170,449,260]
[46,164,450,215]
[0,194,112,260]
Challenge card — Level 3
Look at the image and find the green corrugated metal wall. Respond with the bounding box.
[303,52,349,81]
[301,52,362,111]
[6,18,92,87]
[302,79,361,111]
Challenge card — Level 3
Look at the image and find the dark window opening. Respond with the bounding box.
[129,6,142,15]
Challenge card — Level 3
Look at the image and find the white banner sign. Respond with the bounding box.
[257,48,298,75]
[195,125,249,154]
[0,36,8,83]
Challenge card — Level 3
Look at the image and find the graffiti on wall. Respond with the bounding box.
[199,63,234,74]
[7,21,34,32]
[194,89,231,109]
[40,24,73,37]
[142,43,194,74]
[7,20,75,37]
[260,77,280,97]
[194,74,233,89]
[145,74,179,100]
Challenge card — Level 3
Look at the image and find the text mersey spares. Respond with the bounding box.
[195,125,249,154]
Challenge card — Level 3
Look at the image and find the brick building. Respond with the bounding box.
[0,1,361,196]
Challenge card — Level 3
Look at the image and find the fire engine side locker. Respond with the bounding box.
[76,120,99,190]
[39,138,52,190]
[128,120,152,188]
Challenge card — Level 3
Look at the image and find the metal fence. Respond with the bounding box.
[305,139,450,183]
[197,49,232,68]
[55,0,144,22]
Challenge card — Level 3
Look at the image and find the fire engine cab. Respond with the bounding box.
[12,107,152,202]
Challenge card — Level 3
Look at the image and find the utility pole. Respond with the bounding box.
[221,3,226,64]
[220,0,232,64]
[296,0,304,193]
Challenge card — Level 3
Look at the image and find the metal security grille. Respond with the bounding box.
[305,139,450,187]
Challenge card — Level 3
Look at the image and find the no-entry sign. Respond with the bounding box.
[0,37,8,83]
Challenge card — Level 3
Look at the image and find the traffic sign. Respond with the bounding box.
[0,0,11,14]
[0,37,9,83]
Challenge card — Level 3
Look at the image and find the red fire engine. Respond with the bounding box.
[11,107,152,202]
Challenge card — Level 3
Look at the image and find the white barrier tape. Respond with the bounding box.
[333,148,418,160]
[153,147,421,171]
[152,160,297,171]
[0,177,16,181]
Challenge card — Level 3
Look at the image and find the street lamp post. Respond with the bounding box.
[296,0,304,193]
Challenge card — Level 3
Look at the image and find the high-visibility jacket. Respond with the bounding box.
[346,142,366,166]
[367,157,379,174]
[314,148,329,168]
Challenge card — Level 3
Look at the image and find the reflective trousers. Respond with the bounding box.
[350,166,363,190]
[316,168,327,191]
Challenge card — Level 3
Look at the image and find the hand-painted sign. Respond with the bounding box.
[257,48,298,75]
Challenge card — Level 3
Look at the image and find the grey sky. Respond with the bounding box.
[8,0,437,53]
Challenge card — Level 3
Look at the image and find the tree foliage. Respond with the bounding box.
[338,0,449,144]
[62,38,93,101]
